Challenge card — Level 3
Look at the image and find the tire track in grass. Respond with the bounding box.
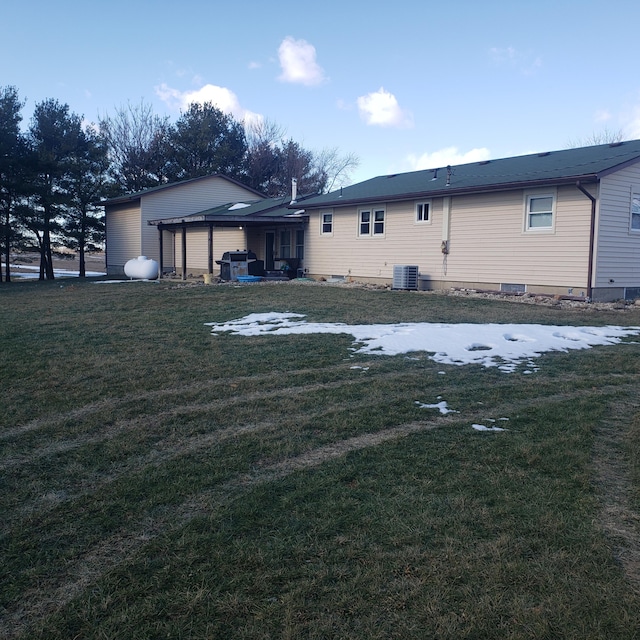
[0,362,372,441]
[594,397,640,593]
[0,416,451,640]
[0,367,389,471]
[4,375,639,636]
[7,395,388,530]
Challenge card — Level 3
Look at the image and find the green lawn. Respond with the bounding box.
[1,279,639,639]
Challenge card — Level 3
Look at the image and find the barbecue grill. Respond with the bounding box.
[216,250,262,281]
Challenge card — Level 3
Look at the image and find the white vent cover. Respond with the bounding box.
[392,265,419,290]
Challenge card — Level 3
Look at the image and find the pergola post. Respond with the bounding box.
[181,225,187,281]
[158,225,164,279]
[208,224,214,274]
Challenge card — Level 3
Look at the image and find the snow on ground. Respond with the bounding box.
[415,400,459,415]
[7,264,106,279]
[205,312,640,373]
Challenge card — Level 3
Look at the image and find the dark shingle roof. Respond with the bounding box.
[148,197,305,226]
[299,140,640,208]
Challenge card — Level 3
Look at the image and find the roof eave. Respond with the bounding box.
[304,175,600,208]
[148,214,307,226]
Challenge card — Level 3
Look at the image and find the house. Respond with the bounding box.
[102,174,261,276]
[103,140,640,301]
[102,173,306,279]
[297,140,640,301]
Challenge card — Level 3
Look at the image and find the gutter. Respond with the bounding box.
[301,175,600,209]
[576,181,597,301]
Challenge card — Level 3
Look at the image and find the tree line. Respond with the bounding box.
[0,86,359,282]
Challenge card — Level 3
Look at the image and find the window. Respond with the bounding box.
[359,206,385,236]
[321,212,333,235]
[279,230,291,258]
[525,194,554,230]
[631,193,640,231]
[416,201,431,223]
[295,229,304,259]
[360,209,370,235]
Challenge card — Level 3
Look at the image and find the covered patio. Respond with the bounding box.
[148,198,307,280]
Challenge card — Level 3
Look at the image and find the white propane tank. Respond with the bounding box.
[124,256,159,280]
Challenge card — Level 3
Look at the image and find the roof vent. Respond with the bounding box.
[386,174,398,178]
[478,160,490,165]
[537,152,551,157]
[609,141,624,147]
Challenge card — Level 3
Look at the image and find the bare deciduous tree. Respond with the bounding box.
[567,127,625,148]
[99,100,171,193]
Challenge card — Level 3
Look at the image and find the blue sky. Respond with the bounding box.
[3,0,640,185]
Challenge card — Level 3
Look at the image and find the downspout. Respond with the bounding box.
[576,181,596,301]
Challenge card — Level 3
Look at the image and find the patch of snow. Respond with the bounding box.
[8,264,106,278]
[228,202,251,210]
[472,424,508,432]
[415,400,459,415]
[205,313,640,373]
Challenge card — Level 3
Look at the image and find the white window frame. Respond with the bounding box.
[295,229,304,259]
[524,191,555,232]
[320,211,333,236]
[279,229,291,258]
[358,205,385,237]
[630,192,640,232]
[415,201,431,224]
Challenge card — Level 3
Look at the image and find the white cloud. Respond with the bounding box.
[406,146,491,171]
[357,87,414,128]
[277,36,327,86]
[155,82,263,129]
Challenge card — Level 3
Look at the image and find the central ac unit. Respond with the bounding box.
[392,265,419,290]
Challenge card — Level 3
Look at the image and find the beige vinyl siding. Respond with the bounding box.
[105,202,141,272]
[140,177,262,259]
[212,228,246,270]
[305,200,444,279]
[596,164,640,287]
[189,229,210,270]
[445,186,592,288]
[306,186,592,290]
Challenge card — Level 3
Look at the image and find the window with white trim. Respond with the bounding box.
[415,201,431,223]
[279,230,291,258]
[359,206,385,236]
[631,193,640,231]
[321,211,333,235]
[525,193,554,231]
[295,229,304,259]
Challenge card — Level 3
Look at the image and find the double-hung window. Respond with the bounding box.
[295,229,304,259]
[321,211,333,235]
[279,230,291,258]
[359,206,385,236]
[631,193,640,231]
[525,193,554,231]
[416,201,431,223]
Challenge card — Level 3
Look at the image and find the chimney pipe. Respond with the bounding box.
[290,178,298,204]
